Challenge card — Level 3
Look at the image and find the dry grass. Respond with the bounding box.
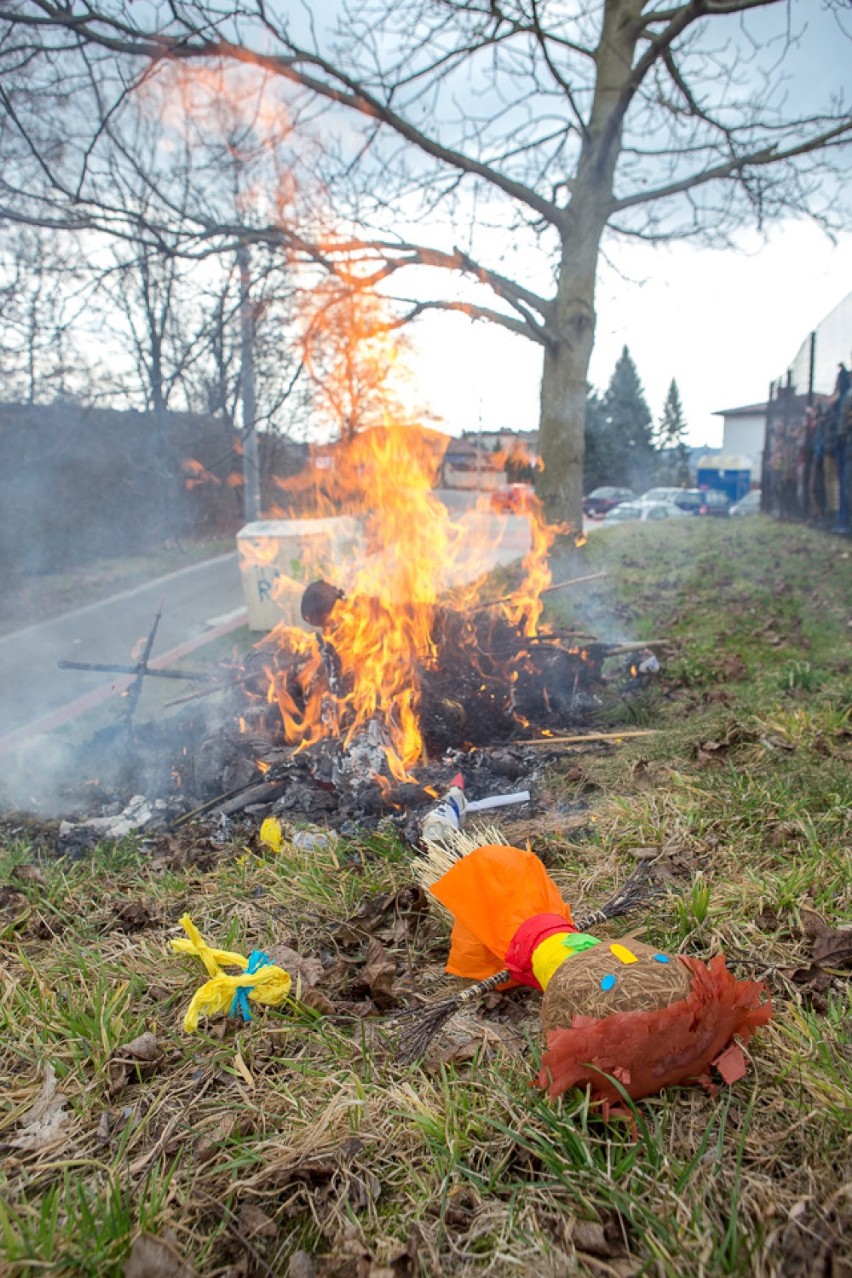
[1,518,851,1277]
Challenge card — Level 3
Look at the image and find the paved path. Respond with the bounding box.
[0,553,246,752]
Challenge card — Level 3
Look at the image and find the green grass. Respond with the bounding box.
[1,518,851,1275]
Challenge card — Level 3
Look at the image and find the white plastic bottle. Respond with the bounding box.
[420,773,468,843]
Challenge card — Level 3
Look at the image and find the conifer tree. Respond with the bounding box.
[582,391,608,492]
[596,347,656,491]
[657,379,691,486]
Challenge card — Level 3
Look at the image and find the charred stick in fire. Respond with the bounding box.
[218,779,289,816]
[318,637,345,697]
[170,771,284,828]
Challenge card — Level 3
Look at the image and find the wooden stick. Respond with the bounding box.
[508,729,658,747]
[471,571,607,613]
[600,640,670,655]
[164,685,224,708]
[540,571,608,595]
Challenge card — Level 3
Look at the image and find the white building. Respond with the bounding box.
[711,401,767,482]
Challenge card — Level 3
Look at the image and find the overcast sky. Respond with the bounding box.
[410,220,852,447]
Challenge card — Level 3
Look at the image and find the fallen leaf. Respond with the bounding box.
[703,688,733,705]
[357,938,397,1009]
[13,864,46,886]
[346,1169,382,1212]
[569,1216,628,1260]
[298,987,336,1016]
[268,944,325,989]
[754,907,781,933]
[437,1036,496,1066]
[112,899,154,931]
[777,1201,849,1278]
[628,846,661,861]
[107,1032,163,1095]
[337,885,429,947]
[124,1032,161,1062]
[631,760,654,789]
[571,1221,611,1257]
[799,908,831,939]
[812,927,852,969]
[759,734,795,753]
[715,655,748,680]
[124,1232,196,1278]
[0,885,28,915]
[237,1203,277,1239]
[285,1158,337,1187]
[287,1252,317,1278]
[10,1062,71,1151]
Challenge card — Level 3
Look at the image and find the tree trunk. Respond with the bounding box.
[537,222,604,531]
[537,0,645,531]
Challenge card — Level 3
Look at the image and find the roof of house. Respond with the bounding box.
[712,402,768,418]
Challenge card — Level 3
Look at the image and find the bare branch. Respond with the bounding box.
[612,120,852,213]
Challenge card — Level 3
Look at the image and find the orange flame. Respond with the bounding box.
[255,420,574,780]
[182,458,221,491]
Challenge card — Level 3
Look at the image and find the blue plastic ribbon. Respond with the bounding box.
[229,949,273,1022]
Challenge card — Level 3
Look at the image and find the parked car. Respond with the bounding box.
[667,488,705,515]
[638,486,689,507]
[693,488,731,517]
[583,486,636,517]
[639,486,731,517]
[730,490,762,516]
[602,501,687,525]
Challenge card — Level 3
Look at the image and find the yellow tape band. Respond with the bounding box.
[532,932,600,990]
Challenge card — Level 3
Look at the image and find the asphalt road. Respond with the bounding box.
[0,552,246,750]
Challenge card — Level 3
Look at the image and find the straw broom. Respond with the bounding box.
[391,827,661,1062]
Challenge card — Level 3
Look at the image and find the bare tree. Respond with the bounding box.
[0,225,100,402]
[1,1,850,525]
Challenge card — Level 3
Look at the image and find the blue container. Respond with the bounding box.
[696,459,752,503]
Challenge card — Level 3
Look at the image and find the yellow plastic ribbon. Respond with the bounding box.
[170,914,292,1033]
[259,817,285,853]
